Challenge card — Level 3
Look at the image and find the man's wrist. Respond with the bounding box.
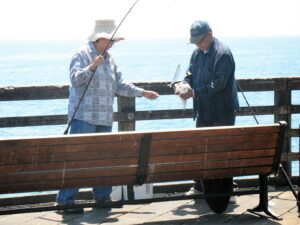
[89,64,96,72]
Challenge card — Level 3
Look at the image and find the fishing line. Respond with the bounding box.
[63,0,140,135]
[147,100,152,120]
[236,82,259,124]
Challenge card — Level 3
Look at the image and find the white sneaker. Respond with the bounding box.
[229,196,237,203]
[185,187,201,196]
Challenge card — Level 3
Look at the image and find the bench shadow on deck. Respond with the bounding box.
[0,187,298,225]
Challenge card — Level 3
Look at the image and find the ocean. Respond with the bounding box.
[0,36,299,175]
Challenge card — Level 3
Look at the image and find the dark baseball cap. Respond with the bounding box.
[189,20,212,44]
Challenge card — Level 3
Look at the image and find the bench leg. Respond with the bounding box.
[247,175,282,220]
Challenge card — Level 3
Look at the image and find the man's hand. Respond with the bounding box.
[89,55,104,71]
[174,82,194,100]
[142,90,160,100]
[179,89,193,100]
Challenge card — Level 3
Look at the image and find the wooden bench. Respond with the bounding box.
[0,122,287,219]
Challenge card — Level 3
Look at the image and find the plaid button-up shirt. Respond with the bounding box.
[68,41,144,126]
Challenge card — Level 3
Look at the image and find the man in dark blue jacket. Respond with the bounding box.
[178,20,239,213]
[181,20,239,126]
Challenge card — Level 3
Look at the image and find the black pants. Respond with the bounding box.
[195,113,236,213]
[196,113,236,128]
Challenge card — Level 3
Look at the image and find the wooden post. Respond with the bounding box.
[117,96,136,201]
[117,96,136,132]
[274,78,291,176]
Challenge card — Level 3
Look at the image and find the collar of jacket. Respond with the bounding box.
[197,37,216,56]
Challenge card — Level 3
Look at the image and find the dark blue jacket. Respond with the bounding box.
[184,38,239,124]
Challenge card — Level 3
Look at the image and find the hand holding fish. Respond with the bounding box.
[174,82,193,100]
[173,82,193,109]
[179,88,193,100]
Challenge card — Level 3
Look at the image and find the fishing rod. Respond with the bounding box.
[236,81,298,199]
[63,0,140,135]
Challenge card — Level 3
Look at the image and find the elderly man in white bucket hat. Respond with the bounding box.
[56,19,159,214]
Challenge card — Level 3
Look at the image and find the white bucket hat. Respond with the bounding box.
[87,19,124,42]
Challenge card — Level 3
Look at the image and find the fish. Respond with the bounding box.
[173,82,191,109]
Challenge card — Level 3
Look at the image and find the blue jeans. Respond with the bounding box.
[56,119,112,205]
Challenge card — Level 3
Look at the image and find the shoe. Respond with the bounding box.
[63,207,84,214]
[185,187,201,196]
[229,196,237,203]
[96,196,112,203]
[93,197,112,208]
[233,181,238,189]
[56,203,84,214]
[231,181,238,203]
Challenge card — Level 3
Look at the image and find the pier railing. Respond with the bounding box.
[0,77,299,184]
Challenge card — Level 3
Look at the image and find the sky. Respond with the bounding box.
[0,0,300,40]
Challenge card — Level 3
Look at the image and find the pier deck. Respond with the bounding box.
[0,187,298,225]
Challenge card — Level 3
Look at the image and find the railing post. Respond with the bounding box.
[117,96,136,201]
[274,78,291,176]
[117,96,136,132]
